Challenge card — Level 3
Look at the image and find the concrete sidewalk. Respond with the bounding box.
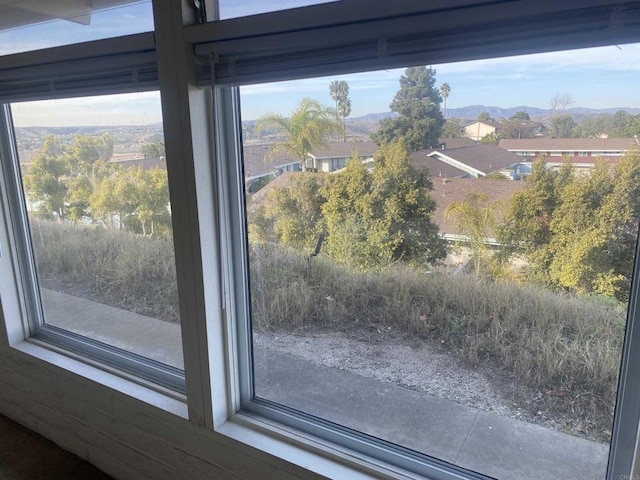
[41,288,609,480]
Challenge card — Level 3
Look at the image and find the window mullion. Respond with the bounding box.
[152,0,216,428]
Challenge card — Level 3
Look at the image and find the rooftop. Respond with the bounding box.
[499,137,640,151]
[307,141,378,159]
[427,143,521,176]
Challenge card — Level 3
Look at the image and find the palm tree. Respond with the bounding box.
[440,82,451,118]
[254,98,341,172]
[329,80,350,142]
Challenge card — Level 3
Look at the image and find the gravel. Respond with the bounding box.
[253,330,520,418]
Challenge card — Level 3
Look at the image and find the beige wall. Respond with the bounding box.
[464,122,496,142]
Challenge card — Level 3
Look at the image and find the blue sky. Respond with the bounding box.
[4,2,640,126]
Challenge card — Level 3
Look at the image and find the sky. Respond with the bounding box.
[4,2,640,126]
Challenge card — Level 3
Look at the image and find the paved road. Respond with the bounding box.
[43,288,610,480]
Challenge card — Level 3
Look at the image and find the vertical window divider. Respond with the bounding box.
[152,0,215,427]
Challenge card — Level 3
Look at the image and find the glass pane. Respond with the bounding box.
[217,0,338,20]
[0,1,153,56]
[241,43,640,479]
[12,91,183,369]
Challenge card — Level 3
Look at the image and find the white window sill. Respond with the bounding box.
[11,339,188,418]
[217,413,435,480]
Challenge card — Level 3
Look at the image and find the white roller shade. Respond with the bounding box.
[0,32,157,102]
[192,0,640,85]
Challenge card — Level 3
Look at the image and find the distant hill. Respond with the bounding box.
[447,105,640,119]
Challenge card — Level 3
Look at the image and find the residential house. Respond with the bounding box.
[464,120,500,141]
[305,141,377,172]
[499,137,639,175]
[413,143,521,179]
[431,177,525,244]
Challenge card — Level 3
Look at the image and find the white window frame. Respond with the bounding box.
[197,1,640,479]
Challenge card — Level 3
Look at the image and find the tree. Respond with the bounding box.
[371,66,444,151]
[480,132,500,144]
[549,92,574,113]
[264,173,326,249]
[445,192,505,276]
[329,80,351,142]
[322,141,446,268]
[510,111,530,121]
[22,136,69,220]
[477,111,492,122]
[551,114,576,138]
[499,153,640,300]
[254,98,341,172]
[441,118,464,138]
[440,82,451,118]
[142,141,166,159]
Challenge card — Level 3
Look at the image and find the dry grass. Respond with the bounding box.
[33,221,625,439]
[250,243,625,439]
[30,219,179,322]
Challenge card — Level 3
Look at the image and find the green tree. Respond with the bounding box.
[477,111,492,122]
[440,82,451,117]
[265,173,326,249]
[141,140,166,159]
[22,135,69,220]
[445,192,497,276]
[441,118,464,138]
[372,66,444,151]
[498,159,570,281]
[254,98,341,172]
[551,114,576,138]
[480,132,500,144]
[322,141,445,268]
[510,111,530,121]
[135,167,170,235]
[329,80,351,142]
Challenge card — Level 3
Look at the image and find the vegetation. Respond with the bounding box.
[444,192,501,276]
[254,98,341,172]
[31,219,179,322]
[329,80,351,142]
[372,66,444,150]
[23,133,171,234]
[250,243,624,440]
[440,82,451,117]
[254,141,446,269]
[499,151,640,301]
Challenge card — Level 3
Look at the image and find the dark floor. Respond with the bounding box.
[0,414,113,480]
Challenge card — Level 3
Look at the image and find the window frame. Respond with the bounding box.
[199,2,640,479]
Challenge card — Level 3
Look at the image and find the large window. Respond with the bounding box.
[224,45,640,477]
[1,91,184,390]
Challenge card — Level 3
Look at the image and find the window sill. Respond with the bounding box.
[11,339,188,418]
[217,412,432,480]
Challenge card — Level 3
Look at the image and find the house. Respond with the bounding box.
[412,144,521,179]
[464,120,500,141]
[431,177,525,244]
[242,143,301,186]
[305,141,377,172]
[1,2,639,480]
[499,137,640,175]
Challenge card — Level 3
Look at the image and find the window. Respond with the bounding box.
[0,1,154,55]
[222,51,640,477]
[201,2,640,479]
[8,91,184,370]
[1,1,640,480]
[215,0,339,20]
